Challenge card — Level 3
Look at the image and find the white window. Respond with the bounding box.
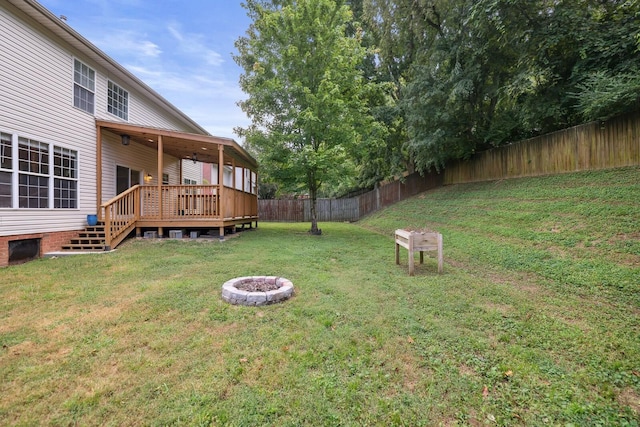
[183,178,197,185]
[18,137,49,208]
[0,132,12,208]
[251,171,257,194]
[73,59,95,114]
[53,147,78,208]
[0,132,78,209]
[107,81,129,120]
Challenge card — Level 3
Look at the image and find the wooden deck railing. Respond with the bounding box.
[101,185,141,250]
[141,185,220,219]
[229,188,259,219]
[101,184,258,249]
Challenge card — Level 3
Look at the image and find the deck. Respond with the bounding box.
[101,184,258,249]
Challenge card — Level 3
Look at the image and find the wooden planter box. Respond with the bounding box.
[395,229,443,275]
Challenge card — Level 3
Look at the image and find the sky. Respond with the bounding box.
[38,0,252,140]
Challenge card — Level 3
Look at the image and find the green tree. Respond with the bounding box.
[567,0,640,121]
[357,0,435,183]
[368,0,640,173]
[235,0,385,234]
[399,1,510,171]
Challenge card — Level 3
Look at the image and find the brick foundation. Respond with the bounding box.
[0,230,80,267]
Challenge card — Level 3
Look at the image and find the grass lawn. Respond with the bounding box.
[1,167,639,426]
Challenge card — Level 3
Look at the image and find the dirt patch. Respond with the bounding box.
[378,336,432,396]
[6,340,37,357]
[481,302,514,316]
[458,363,479,378]
[606,233,640,267]
[612,232,640,241]
[617,387,640,415]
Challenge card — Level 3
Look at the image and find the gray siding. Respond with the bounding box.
[100,132,181,202]
[182,160,203,184]
[0,2,209,237]
[0,2,96,235]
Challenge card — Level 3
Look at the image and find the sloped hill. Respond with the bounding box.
[359,166,640,422]
[360,166,640,306]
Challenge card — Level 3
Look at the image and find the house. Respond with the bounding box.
[0,0,258,266]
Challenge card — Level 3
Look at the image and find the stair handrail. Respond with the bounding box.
[101,185,141,250]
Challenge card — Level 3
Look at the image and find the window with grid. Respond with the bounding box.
[18,174,48,208]
[0,132,12,208]
[107,81,129,120]
[53,147,77,208]
[18,138,49,208]
[2,135,78,210]
[251,171,257,194]
[73,59,95,114]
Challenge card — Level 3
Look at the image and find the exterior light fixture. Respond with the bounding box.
[192,153,197,164]
[121,134,130,145]
[144,173,152,183]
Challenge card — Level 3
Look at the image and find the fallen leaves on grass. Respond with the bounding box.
[482,385,490,399]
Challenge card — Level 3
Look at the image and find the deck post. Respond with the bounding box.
[157,135,164,219]
[104,204,111,250]
[218,144,225,239]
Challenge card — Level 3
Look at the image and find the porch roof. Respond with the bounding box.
[96,120,258,170]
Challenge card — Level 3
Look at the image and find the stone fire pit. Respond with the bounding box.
[221,276,294,306]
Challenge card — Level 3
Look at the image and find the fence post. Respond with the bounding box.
[330,198,333,222]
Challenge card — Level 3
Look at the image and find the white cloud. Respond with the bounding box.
[139,40,162,57]
[125,64,249,139]
[167,23,224,67]
[94,31,161,58]
[126,65,238,96]
[167,25,183,42]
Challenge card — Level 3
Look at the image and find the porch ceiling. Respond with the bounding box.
[96,120,258,170]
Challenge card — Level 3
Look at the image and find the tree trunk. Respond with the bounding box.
[309,186,321,235]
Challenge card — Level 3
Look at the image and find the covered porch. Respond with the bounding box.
[96,120,259,249]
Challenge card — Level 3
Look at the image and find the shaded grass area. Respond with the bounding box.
[1,167,639,425]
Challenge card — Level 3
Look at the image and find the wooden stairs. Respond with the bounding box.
[61,223,107,251]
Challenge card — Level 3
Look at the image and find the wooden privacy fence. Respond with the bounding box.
[259,198,358,222]
[259,110,639,222]
[444,111,640,184]
[259,172,443,222]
